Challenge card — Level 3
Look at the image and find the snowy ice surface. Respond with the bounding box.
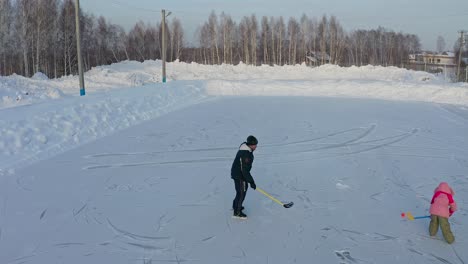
[0,61,467,263]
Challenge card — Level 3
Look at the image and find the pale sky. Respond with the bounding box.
[81,0,468,51]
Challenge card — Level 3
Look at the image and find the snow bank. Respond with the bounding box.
[1,60,468,171]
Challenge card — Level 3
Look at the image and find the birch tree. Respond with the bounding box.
[261,16,270,65]
[299,14,311,65]
[220,13,235,64]
[249,15,258,65]
[16,0,34,76]
[287,17,299,65]
[0,0,13,75]
[276,16,285,65]
[208,11,220,64]
[239,16,250,64]
[318,15,328,65]
[170,17,184,61]
[269,17,276,65]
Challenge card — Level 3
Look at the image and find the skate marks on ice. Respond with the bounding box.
[81,123,422,171]
[315,226,392,263]
[155,213,176,233]
[335,250,365,264]
[82,156,229,170]
[322,226,397,244]
[437,104,468,125]
[262,124,423,165]
[39,208,47,220]
[407,246,459,264]
[82,157,229,170]
[105,218,177,257]
[331,230,461,264]
[107,218,170,242]
[232,246,248,263]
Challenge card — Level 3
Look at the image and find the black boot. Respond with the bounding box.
[233,210,247,219]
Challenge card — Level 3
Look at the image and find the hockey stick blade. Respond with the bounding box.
[283,202,294,208]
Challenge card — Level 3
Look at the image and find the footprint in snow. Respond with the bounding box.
[335,250,356,263]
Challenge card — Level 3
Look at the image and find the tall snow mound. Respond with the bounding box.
[32,72,49,80]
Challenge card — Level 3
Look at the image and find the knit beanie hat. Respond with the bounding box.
[246,135,258,146]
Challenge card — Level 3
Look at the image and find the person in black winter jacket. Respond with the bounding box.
[231,135,258,219]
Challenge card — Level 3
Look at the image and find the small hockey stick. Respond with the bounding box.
[401,212,430,220]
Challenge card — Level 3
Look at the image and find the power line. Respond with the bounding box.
[108,0,159,13]
[39,0,468,22]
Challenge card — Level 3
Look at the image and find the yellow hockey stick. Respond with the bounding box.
[256,187,294,208]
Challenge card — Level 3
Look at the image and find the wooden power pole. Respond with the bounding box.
[75,0,85,95]
[162,9,167,83]
[457,30,465,81]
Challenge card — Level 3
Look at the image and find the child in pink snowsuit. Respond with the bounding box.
[429,182,457,244]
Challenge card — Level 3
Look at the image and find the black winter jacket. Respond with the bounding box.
[230,143,255,184]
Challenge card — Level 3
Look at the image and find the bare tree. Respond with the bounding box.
[107,24,127,62]
[0,0,14,75]
[309,17,319,65]
[249,15,258,65]
[170,17,184,61]
[260,16,270,65]
[81,13,97,70]
[16,0,35,76]
[33,0,54,73]
[57,0,78,76]
[436,36,446,53]
[287,17,299,65]
[299,14,310,65]
[269,17,276,65]
[318,15,328,65]
[146,23,158,60]
[220,12,235,64]
[239,16,250,64]
[2,8,427,77]
[208,11,220,64]
[329,16,341,64]
[329,16,345,65]
[276,16,285,65]
[128,22,146,61]
[96,16,109,64]
[117,26,130,61]
[198,23,210,64]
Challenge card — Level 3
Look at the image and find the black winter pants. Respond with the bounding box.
[232,179,247,212]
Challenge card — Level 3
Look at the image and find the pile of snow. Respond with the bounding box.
[1,60,468,171]
[32,72,49,80]
[2,61,467,110]
[0,74,65,108]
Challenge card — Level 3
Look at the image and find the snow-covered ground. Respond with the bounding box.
[0,61,467,263]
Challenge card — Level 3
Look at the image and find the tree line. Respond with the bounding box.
[0,0,183,78]
[196,12,422,67]
[0,0,424,78]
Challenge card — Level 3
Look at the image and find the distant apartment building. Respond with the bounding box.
[409,52,456,68]
[407,51,460,77]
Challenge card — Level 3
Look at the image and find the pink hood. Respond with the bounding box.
[435,182,454,195]
[429,182,457,218]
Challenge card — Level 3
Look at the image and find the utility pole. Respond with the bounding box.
[457,30,465,82]
[75,0,85,96]
[161,9,166,83]
[466,67,468,82]
[161,9,172,83]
